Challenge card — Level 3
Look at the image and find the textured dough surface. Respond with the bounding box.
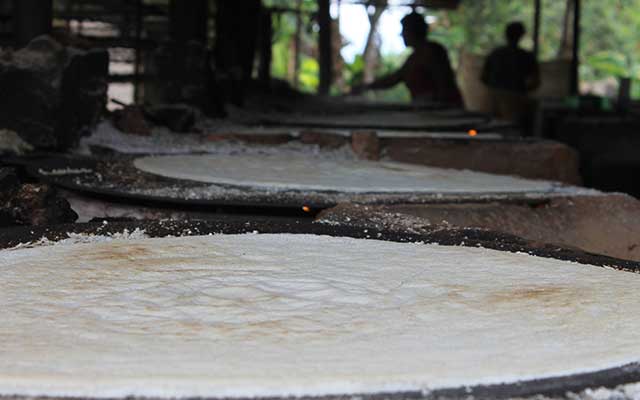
[1,234,639,399]
[133,154,555,193]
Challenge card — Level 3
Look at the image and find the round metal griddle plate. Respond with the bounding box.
[1,219,640,400]
[252,111,502,132]
[27,155,570,211]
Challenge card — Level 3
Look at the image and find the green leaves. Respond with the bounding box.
[428,0,640,99]
[265,0,640,99]
[298,57,320,91]
[585,51,630,78]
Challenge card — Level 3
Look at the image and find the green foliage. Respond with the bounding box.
[575,0,640,97]
[426,0,640,99]
[267,1,319,92]
[298,57,320,92]
[586,51,630,79]
[271,39,290,79]
[344,55,365,87]
[267,0,640,99]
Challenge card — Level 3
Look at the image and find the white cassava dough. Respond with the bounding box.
[133,154,556,193]
[1,234,639,399]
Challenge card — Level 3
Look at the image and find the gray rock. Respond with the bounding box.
[145,103,197,132]
[0,35,109,150]
[1,183,78,227]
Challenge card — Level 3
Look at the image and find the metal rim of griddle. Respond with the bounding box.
[263,99,461,113]
[1,218,640,400]
[254,116,515,133]
[26,155,570,211]
[249,105,501,131]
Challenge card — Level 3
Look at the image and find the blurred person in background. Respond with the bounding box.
[482,22,540,129]
[352,12,462,107]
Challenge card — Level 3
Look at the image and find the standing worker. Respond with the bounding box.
[481,22,540,128]
[352,12,462,107]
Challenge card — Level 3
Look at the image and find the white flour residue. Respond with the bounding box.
[0,129,33,155]
[133,153,559,194]
[7,227,148,250]
[78,121,355,159]
[37,167,93,176]
[1,234,640,399]
[561,382,640,400]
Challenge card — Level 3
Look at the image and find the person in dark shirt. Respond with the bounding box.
[481,22,540,123]
[352,12,462,106]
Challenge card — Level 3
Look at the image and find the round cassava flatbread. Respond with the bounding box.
[1,234,639,399]
[133,154,555,194]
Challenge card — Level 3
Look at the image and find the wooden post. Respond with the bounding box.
[169,0,208,44]
[292,0,302,88]
[318,0,332,95]
[570,0,581,95]
[215,0,261,105]
[134,0,143,103]
[13,0,52,47]
[533,0,541,58]
[258,8,273,84]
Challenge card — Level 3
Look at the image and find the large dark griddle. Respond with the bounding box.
[236,96,516,133]
[1,218,640,400]
[27,155,570,212]
[252,111,511,132]
[244,94,465,115]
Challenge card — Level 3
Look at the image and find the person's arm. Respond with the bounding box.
[367,69,404,90]
[351,57,408,94]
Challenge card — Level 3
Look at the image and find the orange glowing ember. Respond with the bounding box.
[468,129,478,137]
[302,205,311,213]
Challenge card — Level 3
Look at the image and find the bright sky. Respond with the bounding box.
[332,1,436,62]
